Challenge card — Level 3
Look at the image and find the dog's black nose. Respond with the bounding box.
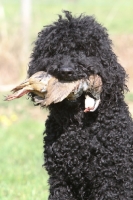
[60,66,74,78]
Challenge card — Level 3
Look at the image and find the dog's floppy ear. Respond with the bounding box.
[90,30,129,100]
[100,57,128,104]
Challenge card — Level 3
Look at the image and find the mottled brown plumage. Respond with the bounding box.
[5,71,102,111]
[5,71,51,101]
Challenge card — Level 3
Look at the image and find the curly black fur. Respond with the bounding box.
[28,11,133,199]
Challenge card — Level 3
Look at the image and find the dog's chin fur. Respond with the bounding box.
[49,94,85,111]
[28,11,133,199]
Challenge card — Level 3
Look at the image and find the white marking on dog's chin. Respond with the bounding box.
[84,95,100,112]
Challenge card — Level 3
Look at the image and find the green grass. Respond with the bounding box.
[0,94,49,200]
[0,91,133,199]
[125,92,133,102]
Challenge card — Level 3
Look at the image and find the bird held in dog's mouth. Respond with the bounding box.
[5,71,102,112]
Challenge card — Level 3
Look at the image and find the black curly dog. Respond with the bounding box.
[28,11,133,199]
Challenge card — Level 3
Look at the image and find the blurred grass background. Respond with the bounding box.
[0,0,133,199]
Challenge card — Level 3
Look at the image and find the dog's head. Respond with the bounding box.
[28,11,128,110]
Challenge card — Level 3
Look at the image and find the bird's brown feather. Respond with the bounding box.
[45,78,80,105]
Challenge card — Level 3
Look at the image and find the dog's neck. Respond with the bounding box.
[49,103,99,130]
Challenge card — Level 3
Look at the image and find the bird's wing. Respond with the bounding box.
[45,78,80,105]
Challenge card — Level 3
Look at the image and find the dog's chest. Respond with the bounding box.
[48,129,99,175]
